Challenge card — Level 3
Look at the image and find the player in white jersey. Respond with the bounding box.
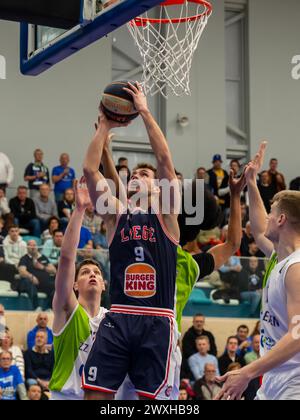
[49,179,107,400]
[216,142,300,400]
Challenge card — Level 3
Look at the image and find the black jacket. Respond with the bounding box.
[218,352,245,376]
[182,327,218,359]
[9,197,37,225]
[207,168,230,209]
[24,349,54,380]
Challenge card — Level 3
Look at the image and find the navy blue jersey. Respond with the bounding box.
[109,209,178,310]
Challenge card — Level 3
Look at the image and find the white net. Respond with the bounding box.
[127,1,212,98]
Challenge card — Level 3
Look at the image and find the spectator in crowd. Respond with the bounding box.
[33,184,57,232]
[218,336,245,376]
[258,170,276,213]
[217,256,242,301]
[42,229,63,267]
[94,220,108,250]
[0,330,25,379]
[188,336,220,381]
[18,240,56,309]
[193,363,222,400]
[218,159,242,217]
[0,188,13,231]
[0,304,5,338]
[268,158,286,192]
[178,386,190,401]
[249,321,260,338]
[0,152,14,193]
[0,219,18,286]
[240,200,249,228]
[197,227,222,252]
[207,154,229,211]
[24,330,54,391]
[9,186,41,237]
[118,157,128,168]
[239,256,263,317]
[78,226,93,250]
[24,149,50,200]
[290,176,300,192]
[52,153,76,203]
[27,383,44,400]
[227,362,242,372]
[41,216,61,244]
[241,235,265,263]
[117,165,131,184]
[0,351,27,400]
[195,167,210,187]
[240,221,253,257]
[243,334,261,400]
[83,204,102,242]
[3,225,27,267]
[235,325,251,357]
[244,333,260,365]
[27,313,53,351]
[57,188,75,229]
[182,313,218,359]
[180,379,196,399]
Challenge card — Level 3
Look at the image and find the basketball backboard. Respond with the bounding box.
[20,0,163,76]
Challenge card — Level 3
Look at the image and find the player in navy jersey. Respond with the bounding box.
[82,82,181,400]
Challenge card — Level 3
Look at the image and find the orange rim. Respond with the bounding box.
[130,0,212,26]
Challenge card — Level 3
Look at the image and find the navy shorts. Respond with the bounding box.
[82,305,177,399]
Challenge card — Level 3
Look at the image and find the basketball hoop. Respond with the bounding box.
[127,0,212,98]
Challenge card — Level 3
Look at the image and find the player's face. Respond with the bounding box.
[128,168,157,198]
[76,264,105,296]
[265,203,281,243]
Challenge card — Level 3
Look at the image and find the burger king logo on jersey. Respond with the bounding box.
[125,263,156,298]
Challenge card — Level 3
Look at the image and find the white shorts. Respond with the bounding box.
[256,373,300,400]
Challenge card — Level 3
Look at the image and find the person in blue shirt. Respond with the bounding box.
[0,351,27,400]
[27,313,53,351]
[78,226,93,249]
[188,336,220,381]
[52,153,75,203]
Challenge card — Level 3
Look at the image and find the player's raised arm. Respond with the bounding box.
[83,113,125,226]
[52,179,90,329]
[124,82,180,240]
[215,262,300,401]
[245,141,274,258]
[208,170,245,269]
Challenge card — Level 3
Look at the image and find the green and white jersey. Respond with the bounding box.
[49,304,107,399]
[175,247,200,332]
[262,252,278,289]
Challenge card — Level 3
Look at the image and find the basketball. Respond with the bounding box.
[100,80,139,123]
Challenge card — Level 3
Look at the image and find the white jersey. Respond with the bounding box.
[258,249,300,400]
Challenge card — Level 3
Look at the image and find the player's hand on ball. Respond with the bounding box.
[95,108,131,131]
[123,81,149,114]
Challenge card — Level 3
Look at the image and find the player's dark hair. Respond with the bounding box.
[133,163,157,176]
[75,259,103,282]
